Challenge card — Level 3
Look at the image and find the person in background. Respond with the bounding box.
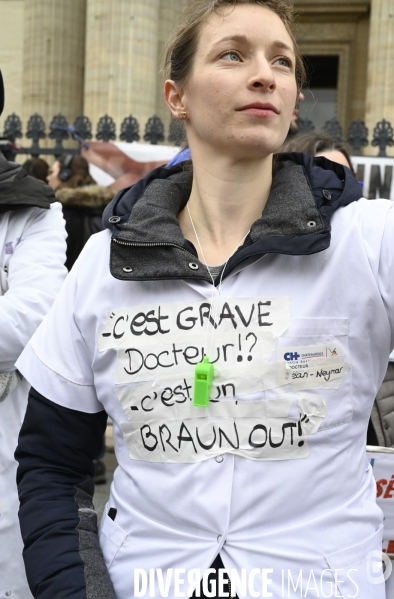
[0,69,67,598]
[368,355,394,448]
[281,131,355,174]
[47,154,115,271]
[22,157,49,182]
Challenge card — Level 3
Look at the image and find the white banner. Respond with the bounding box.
[352,156,394,201]
[367,446,394,558]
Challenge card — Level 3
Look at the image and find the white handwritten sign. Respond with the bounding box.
[99,297,349,462]
[100,297,290,347]
[99,297,290,391]
[118,388,327,463]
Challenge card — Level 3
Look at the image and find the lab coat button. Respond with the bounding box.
[215,455,224,463]
[217,535,222,543]
[5,592,12,597]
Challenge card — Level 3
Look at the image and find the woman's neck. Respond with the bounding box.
[178,150,273,265]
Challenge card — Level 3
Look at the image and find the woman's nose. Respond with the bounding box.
[248,57,276,91]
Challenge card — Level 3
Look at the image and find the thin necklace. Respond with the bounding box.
[186,202,250,286]
[186,202,250,407]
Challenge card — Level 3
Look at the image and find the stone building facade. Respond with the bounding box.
[0,0,393,154]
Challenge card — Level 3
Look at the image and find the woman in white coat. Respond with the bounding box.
[0,70,67,597]
[14,2,392,598]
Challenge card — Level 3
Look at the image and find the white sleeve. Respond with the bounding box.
[16,235,104,414]
[0,203,67,371]
[378,203,394,350]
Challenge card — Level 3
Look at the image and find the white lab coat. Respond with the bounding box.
[0,202,67,598]
[18,197,394,599]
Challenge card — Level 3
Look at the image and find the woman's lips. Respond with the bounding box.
[241,107,277,117]
[237,103,279,118]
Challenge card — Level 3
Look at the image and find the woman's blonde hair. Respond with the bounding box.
[162,0,306,94]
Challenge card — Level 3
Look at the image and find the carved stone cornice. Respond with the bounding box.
[294,0,370,22]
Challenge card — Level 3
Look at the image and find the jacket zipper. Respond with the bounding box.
[112,237,264,285]
[112,237,255,286]
[112,237,197,258]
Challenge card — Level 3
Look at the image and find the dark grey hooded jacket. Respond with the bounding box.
[0,151,55,213]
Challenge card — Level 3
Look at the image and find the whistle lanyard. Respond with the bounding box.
[186,203,249,407]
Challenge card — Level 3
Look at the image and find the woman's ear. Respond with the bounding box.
[164,80,187,120]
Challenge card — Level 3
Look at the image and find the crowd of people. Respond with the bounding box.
[1,1,394,598]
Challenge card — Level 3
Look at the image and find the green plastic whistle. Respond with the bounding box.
[193,356,214,407]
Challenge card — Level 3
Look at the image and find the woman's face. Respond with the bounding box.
[177,4,298,159]
[46,161,62,191]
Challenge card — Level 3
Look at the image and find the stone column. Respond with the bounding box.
[155,0,188,128]
[22,0,86,131]
[0,0,25,128]
[84,0,160,137]
[365,0,394,155]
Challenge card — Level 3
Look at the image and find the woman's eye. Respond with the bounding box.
[221,51,241,62]
[274,56,291,68]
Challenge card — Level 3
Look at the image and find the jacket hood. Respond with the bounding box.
[56,184,115,208]
[0,151,56,213]
[103,152,363,284]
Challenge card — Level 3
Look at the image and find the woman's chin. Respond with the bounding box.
[221,137,285,160]
[190,129,288,160]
